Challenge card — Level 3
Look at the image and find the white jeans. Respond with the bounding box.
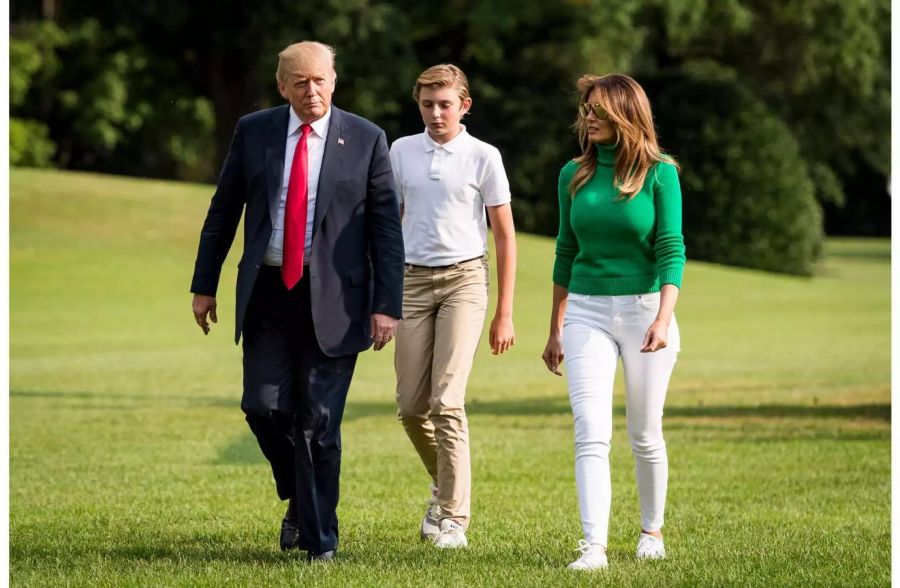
[563,292,680,547]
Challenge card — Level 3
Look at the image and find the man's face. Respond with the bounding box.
[417,86,471,142]
[278,52,336,122]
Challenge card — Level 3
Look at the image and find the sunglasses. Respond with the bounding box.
[579,102,609,120]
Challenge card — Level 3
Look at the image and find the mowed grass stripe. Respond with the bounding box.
[10,169,889,586]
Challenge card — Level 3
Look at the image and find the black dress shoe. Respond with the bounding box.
[307,549,336,563]
[280,519,301,551]
[280,499,301,551]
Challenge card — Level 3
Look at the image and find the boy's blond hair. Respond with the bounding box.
[412,64,470,102]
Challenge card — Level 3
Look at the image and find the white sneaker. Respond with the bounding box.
[636,532,666,560]
[567,540,608,570]
[433,518,468,549]
[420,485,441,541]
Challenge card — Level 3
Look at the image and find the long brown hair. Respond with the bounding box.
[569,74,678,199]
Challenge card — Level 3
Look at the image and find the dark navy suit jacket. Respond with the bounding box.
[191,105,404,356]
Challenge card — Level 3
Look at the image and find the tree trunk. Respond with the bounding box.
[42,0,60,20]
[208,47,265,178]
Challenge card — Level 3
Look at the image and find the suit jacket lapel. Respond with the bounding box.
[264,105,290,226]
[314,107,349,236]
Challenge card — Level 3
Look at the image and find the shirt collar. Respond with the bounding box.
[421,125,470,153]
[289,106,331,138]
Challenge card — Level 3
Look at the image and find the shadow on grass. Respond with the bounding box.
[667,403,889,420]
[10,537,295,566]
[825,245,890,261]
[26,388,880,463]
[11,538,558,571]
[9,389,147,411]
[10,389,238,409]
[14,390,888,422]
[215,433,268,466]
[341,397,889,422]
[10,390,98,399]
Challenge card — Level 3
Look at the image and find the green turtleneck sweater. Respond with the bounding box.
[553,143,685,294]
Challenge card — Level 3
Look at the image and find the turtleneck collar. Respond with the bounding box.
[595,142,617,166]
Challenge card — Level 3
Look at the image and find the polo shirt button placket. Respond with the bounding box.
[430,146,445,180]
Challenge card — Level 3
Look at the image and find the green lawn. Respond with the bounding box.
[10,168,890,586]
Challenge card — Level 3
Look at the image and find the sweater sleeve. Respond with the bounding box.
[652,162,686,288]
[553,162,579,288]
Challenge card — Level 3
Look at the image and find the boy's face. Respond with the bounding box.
[417,86,472,142]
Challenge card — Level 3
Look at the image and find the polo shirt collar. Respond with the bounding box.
[289,106,331,138]
[421,125,470,153]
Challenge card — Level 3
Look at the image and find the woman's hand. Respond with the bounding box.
[641,319,669,353]
[489,314,515,355]
[542,333,565,376]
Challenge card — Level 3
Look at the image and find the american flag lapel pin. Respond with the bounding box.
[337,138,345,145]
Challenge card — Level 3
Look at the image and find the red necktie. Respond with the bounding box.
[282,123,312,289]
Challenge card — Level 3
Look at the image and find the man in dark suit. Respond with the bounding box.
[190,41,403,562]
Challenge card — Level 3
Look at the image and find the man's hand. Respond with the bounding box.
[489,315,515,355]
[371,313,398,351]
[192,294,217,335]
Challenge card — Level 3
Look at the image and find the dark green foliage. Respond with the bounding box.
[8,0,890,267]
[9,21,59,167]
[643,74,823,275]
[642,0,890,235]
[10,118,56,167]
[10,18,215,179]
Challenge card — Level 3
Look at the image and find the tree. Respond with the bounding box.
[55,0,418,167]
[10,17,216,179]
[644,73,823,275]
[10,0,888,258]
[9,20,60,167]
[639,0,890,234]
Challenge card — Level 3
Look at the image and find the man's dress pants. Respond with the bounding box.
[241,265,357,554]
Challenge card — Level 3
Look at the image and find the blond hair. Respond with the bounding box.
[412,64,470,102]
[570,73,678,199]
[276,41,336,83]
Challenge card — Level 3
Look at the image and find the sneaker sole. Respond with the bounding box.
[636,554,666,561]
[434,541,468,549]
[434,534,468,549]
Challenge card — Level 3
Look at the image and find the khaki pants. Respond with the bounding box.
[394,257,489,526]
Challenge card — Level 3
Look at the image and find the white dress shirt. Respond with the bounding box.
[389,126,511,266]
[263,106,331,266]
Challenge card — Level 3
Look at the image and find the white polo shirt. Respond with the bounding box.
[389,126,511,267]
[263,106,330,266]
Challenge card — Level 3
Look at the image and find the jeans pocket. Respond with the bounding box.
[636,292,660,311]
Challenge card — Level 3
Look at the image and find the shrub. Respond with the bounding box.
[641,73,823,275]
[10,118,56,167]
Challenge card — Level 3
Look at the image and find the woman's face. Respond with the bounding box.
[583,89,616,144]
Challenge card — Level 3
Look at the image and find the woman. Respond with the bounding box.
[390,64,517,549]
[542,73,685,570]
